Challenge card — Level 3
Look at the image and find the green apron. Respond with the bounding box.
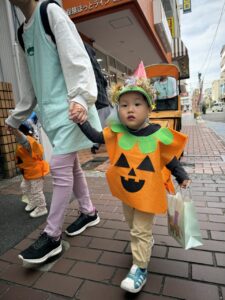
[22,4,101,154]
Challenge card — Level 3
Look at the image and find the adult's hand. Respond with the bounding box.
[5,124,20,137]
[5,124,14,134]
[69,102,87,124]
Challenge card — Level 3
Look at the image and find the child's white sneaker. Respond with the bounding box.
[120,264,147,293]
[30,207,48,218]
[21,194,29,204]
[25,203,36,212]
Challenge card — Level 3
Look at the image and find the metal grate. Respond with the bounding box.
[81,157,108,170]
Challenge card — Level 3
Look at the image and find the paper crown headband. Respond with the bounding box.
[109,61,156,107]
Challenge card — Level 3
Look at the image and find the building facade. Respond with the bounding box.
[211,79,221,103]
[203,88,212,108]
[62,0,189,81]
[63,0,173,83]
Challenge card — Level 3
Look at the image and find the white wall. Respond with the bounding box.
[0,1,22,102]
[0,0,53,161]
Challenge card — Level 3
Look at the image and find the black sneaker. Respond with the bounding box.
[18,232,62,264]
[65,211,100,236]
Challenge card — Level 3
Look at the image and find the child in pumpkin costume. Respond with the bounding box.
[13,122,49,218]
[77,77,190,293]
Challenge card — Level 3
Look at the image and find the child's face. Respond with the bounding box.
[118,92,151,130]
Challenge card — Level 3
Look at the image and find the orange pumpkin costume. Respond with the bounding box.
[16,135,49,180]
[103,125,187,214]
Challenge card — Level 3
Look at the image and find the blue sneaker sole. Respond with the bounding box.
[18,243,62,264]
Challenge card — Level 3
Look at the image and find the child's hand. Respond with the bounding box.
[179,179,191,189]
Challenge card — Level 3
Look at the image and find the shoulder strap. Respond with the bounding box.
[17,0,60,51]
[40,0,60,44]
[17,23,25,51]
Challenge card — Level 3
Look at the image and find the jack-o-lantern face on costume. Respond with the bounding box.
[115,153,155,193]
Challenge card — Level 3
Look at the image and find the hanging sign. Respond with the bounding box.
[167,17,175,38]
[183,0,191,14]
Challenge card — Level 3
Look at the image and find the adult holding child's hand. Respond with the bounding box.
[6,0,101,265]
[69,102,87,124]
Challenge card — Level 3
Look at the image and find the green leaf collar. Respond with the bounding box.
[111,124,174,154]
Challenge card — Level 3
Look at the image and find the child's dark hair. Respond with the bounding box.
[19,122,34,136]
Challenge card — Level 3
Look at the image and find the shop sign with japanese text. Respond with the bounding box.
[62,0,128,18]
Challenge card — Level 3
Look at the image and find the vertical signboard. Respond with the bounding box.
[167,17,175,38]
[183,0,191,14]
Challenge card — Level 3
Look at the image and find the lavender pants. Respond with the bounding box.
[44,152,95,238]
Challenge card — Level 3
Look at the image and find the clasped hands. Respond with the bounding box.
[69,102,87,124]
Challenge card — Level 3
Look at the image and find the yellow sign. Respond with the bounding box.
[167,17,175,38]
[183,0,191,13]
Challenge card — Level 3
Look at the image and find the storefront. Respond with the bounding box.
[62,0,173,83]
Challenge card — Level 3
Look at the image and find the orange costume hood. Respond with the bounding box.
[16,136,49,180]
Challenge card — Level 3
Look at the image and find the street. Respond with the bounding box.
[0,179,52,256]
[202,110,225,142]
[202,110,225,123]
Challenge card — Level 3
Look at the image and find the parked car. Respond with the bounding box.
[212,102,224,112]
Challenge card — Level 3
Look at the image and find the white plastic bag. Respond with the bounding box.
[167,192,203,250]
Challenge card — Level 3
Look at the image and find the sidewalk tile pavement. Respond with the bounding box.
[0,113,225,299]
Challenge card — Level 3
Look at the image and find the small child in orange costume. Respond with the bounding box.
[76,76,191,293]
[13,122,49,218]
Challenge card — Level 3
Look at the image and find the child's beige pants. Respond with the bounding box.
[21,177,46,209]
[122,203,155,269]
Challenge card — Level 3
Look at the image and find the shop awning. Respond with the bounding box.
[172,38,188,58]
[172,38,189,79]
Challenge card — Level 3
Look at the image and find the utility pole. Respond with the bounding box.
[197,72,203,113]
